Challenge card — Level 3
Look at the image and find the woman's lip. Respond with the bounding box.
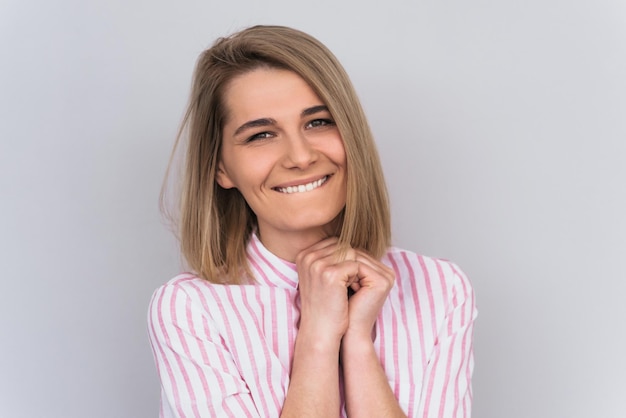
[272,174,331,189]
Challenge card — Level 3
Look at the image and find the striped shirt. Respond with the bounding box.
[148,234,476,417]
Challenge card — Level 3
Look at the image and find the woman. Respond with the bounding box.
[148,25,476,418]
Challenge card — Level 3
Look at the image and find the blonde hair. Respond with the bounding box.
[163,25,391,284]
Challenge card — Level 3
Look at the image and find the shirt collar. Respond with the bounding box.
[246,233,299,290]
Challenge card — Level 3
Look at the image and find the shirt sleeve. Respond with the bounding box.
[416,262,477,418]
[147,281,262,418]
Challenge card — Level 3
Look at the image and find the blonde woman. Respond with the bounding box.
[148,25,476,418]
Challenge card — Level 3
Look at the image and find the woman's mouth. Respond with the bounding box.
[274,175,329,194]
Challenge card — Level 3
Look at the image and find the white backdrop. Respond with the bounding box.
[1,1,624,417]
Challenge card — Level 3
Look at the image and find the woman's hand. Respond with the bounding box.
[340,252,406,418]
[295,238,359,346]
[281,238,359,417]
[345,250,395,340]
[295,240,395,343]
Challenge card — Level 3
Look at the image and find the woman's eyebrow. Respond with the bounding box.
[233,105,329,136]
[234,118,276,136]
[301,105,329,117]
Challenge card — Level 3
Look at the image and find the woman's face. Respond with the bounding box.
[217,67,347,251]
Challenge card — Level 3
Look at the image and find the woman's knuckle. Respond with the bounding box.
[321,267,336,282]
[310,259,326,274]
[303,252,318,266]
[345,248,356,260]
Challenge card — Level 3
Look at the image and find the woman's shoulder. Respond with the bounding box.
[382,246,472,292]
[151,272,207,297]
[148,272,261,315]
[148,273,227,316]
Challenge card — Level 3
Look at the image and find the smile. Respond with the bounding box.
[275,176,329,194]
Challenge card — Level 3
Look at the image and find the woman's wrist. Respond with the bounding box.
[295,326,343,355]
[341,329,375,355]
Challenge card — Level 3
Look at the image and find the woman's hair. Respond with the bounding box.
[163,25,391,284]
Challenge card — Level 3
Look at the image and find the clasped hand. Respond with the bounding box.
[295,237,395,346]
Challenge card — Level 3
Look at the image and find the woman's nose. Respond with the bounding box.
[283,132,317,169]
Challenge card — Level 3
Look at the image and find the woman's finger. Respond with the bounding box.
[354,250,395,284]
[320,259,360,286]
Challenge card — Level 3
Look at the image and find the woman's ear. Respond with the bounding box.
[215,161,235,189]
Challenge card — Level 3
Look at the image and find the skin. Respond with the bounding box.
[218,68,407,417]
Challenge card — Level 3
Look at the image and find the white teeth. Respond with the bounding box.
[276,176,328,194]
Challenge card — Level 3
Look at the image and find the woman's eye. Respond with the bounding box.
[306,118,335,129]
[246,131,273,142]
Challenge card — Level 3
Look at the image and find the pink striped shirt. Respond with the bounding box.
[148,234,476,417]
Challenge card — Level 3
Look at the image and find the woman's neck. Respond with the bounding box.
[256,226,337,263]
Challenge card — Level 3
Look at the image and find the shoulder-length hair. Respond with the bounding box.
[163,25,390,284]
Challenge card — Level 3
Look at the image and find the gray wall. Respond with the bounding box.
[1,0,624,417]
